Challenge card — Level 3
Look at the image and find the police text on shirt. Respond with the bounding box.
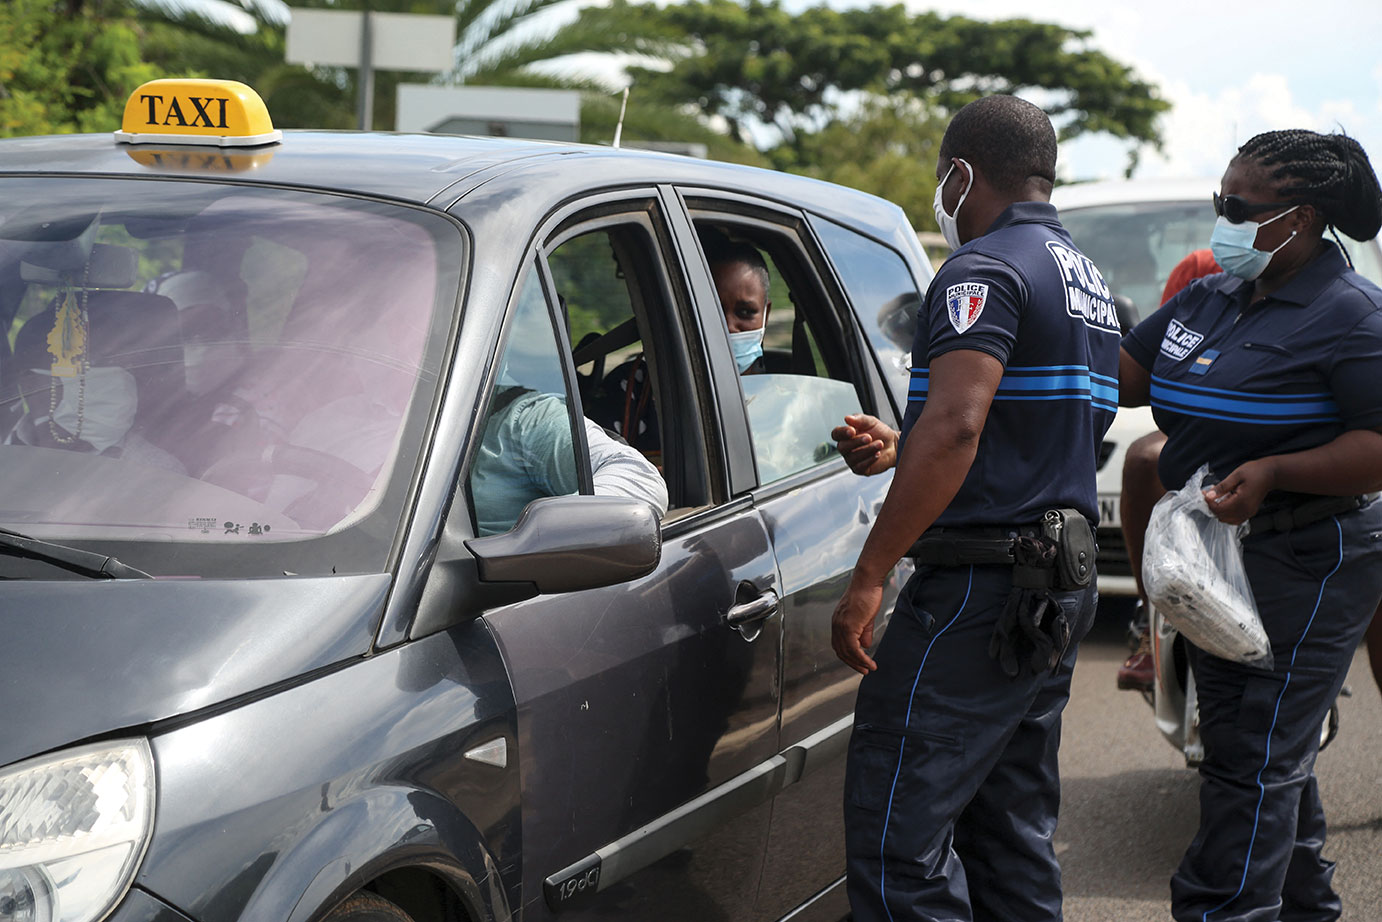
[1045,241,1120,334]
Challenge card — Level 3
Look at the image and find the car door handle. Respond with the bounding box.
[726,591,780,627]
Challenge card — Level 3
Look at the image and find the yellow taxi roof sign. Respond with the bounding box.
[115,79,282,148]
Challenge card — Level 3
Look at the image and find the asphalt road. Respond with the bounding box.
[1058,610,1382,921]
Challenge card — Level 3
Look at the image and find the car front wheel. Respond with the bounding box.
[322,892,416,922]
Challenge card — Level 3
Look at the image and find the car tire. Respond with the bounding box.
[321,892,417,922]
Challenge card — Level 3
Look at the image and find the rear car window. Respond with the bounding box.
[810,217,925,416]
[1060,200,1216,325]
[0,178,462,578]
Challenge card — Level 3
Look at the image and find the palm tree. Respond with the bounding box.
[123,0,763,164]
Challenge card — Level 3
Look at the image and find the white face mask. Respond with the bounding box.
[45,366,139,452]
[933,159,973,251]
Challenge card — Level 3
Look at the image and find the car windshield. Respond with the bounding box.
[0,177,462,578]
[1061,199,1382,328]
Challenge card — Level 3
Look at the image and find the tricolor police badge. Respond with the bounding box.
[946,282,989,334]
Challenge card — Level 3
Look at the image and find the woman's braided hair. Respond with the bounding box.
[1235,129,1382,241]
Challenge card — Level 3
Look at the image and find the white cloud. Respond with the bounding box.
[895,0,1382,183]
[1102,74,1382,183]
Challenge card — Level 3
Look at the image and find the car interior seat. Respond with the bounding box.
[10,243,185,448]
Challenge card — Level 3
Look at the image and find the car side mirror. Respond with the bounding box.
[411,495,662,639]
[467,495,661,592]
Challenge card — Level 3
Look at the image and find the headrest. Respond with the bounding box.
[13,290,181,371]
[20,244,139,289]
[150,269,231,313]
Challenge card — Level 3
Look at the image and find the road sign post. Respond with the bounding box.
[286,7,457,130]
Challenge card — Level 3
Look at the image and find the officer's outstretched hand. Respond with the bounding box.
[1203,458,1276,525]
[832,577,882,675]
[832,413,899,477]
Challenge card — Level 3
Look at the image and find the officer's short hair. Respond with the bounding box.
[940,95,1057,195]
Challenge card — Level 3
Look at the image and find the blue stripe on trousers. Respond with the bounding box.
[1201,518,1345,922]
[878,565,974,922]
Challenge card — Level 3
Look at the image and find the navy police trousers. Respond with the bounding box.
[844,563,1098,922]
[1171,502,1382,922]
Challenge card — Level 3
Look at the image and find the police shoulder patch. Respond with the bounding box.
[945,282,989,334]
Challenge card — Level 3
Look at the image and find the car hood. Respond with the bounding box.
[0,574,390,769]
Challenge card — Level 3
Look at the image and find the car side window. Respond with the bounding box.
[550,212,711,517]
[810,217,926,414]
[552,229,656,455]
[468,263,582,536]
[692,215,870,486]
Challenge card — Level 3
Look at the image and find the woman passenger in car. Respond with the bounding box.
[591,229,773,449]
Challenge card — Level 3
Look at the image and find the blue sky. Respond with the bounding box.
[909,0,1382,183]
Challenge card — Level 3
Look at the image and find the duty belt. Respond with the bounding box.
[1247,492,1379,536]
[907,525,1039,567]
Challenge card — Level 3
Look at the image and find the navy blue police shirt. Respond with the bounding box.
[1124,243,1382,492]
[902,202,1121,526]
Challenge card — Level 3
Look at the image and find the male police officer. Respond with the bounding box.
[831,95,1120,920]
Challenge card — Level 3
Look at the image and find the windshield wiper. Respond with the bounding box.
[0,527,152,579]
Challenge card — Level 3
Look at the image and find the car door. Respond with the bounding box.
[468,193,784,922]
[674,193,918,921]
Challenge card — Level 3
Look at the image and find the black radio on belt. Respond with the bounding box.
[1040,508,1096,590]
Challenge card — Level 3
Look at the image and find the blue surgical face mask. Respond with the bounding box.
[1209,205,1299,280]
[728,327,764,373]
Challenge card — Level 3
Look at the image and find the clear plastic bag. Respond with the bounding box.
[1143,463,1273,668]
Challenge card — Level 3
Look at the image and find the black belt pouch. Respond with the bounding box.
[1043,508,1096,590]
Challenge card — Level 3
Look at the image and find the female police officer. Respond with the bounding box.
[1119,129,1382,922]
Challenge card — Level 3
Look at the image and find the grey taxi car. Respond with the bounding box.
[0,80,929,922]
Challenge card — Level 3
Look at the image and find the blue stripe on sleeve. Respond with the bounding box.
[909,364,1119,414]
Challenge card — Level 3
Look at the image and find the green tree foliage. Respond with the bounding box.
[793,96,947,228]
[0,0,159,136]
[566,0,1170,223]
[578,0,1167,152]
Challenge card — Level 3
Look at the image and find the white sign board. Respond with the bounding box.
[286,9,456,72]
[397,85,580,140]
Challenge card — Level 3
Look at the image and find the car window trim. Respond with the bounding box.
[657,184,744,503]
[530,253,595,496]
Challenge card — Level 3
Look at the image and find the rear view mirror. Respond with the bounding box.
[466,495,661,593]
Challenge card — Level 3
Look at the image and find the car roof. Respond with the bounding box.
[1051,178,1217,211]
[0,130,910,235]
[0,130,618,202]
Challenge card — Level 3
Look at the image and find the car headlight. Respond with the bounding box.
[0,739,154,922]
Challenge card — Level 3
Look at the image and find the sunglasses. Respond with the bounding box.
[1213,192,1296,225]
